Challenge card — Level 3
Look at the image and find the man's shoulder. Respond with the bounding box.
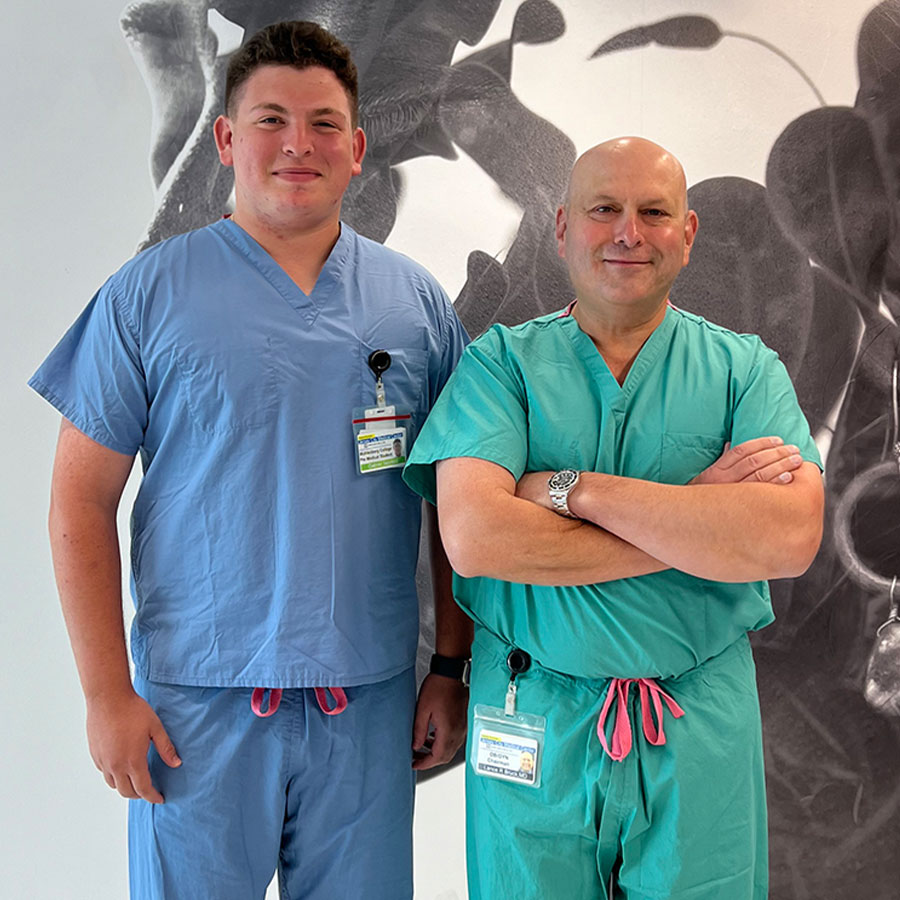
[669,306,770,360]
[467,309,571,352]
[112,221,224,284]
[346,227,446,293]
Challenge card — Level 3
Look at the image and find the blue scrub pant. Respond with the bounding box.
[466,629,768,900]
[129,667,416,900]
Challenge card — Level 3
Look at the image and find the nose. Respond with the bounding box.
[614,212,643,248]
[282,122,313,157]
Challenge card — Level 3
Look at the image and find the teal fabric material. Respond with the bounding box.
[465,627,768,900]
[404,305,821,680]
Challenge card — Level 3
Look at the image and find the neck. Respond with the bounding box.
[230,211,342,294]
[572,299,668,383]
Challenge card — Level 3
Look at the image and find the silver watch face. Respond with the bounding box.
[548,469,578,491]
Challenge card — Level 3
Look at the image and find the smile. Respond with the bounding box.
[274,169,322,181]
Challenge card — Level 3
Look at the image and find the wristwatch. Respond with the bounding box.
[429,653,471,686]
[547,469,581,518]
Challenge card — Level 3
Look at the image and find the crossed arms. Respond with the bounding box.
[436,437,824,586]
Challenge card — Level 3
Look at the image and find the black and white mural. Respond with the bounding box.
[6,1,900,897]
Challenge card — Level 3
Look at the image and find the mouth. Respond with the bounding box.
[273,168,322,181]
[603,259,651,266]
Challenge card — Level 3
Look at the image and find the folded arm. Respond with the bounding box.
[437,437,813,585]
[560,461,823,582]
[437,456,668,585]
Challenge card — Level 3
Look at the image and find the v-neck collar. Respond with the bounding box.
[213,218,353,327]
[561,304,678,406]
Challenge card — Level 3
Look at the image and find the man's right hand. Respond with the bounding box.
[691,436,804,486]
[86,690,181,804]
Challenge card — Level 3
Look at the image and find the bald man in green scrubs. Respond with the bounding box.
[404,137,824,900]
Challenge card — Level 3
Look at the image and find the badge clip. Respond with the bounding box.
[367,349,392,408]
[504,649,532,716]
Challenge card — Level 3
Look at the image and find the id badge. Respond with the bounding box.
[471,703,546,788]
[351,405,411,474]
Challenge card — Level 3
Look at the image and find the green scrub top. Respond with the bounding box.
[404,305,822,680]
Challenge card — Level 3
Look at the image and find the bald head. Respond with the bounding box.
[555,136,699,318]
[565,137,689,216]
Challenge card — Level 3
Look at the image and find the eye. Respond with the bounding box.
[314,120,340,130]
[258,115,283,125]
[643,208,668,218]
[590,205,615,215]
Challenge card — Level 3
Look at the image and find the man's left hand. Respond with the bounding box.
[411,673,468,771]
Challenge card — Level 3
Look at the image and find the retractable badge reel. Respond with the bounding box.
[471,648,546,788]
[351,349,411,474]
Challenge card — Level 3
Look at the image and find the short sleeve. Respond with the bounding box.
[28,275,148,455]
[404,326,528,504]
[731,341,823,470]
[428,293,470,404]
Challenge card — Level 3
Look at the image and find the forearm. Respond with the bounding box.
[437,460,667,585]
[425,503,472,656]
[570,468,823,582]
[49,496,133,702]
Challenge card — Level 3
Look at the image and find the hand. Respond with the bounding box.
[515,471,555,511]
[85,689,181,803]
[411,673,468,771]
[690,436,804,485]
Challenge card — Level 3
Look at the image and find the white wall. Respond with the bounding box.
[2,1,873,897]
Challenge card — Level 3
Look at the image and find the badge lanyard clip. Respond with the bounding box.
[505,649,532,716]
[368,349,392,407]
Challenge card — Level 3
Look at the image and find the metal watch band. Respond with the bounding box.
[548,468,580,518]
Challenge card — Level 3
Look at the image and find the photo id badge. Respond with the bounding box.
[471,703,546,788]
[351,406,411,474]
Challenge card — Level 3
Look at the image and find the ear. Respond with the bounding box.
[555,205,567,259]
[682,209,699,265]
[213,115,235,167]
[351,127,367,177]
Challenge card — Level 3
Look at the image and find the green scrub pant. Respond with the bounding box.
[466,628,768,900]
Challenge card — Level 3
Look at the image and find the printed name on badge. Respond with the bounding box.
[471,703,545,788]
[475,728,540,785]
[351,405,411,474]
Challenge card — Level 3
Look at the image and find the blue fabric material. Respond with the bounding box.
[30,220,468,687]
[129,669,417,900]
[404,305,822,680]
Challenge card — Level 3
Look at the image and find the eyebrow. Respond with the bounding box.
[249,102,347,121]
[588,195,672,207]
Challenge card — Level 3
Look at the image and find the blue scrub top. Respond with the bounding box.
[404,305,822,680]
[30,220,468,687]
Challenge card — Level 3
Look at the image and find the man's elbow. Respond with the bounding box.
[438,510,500,579]
[773,507,824,579]
[440,524,488,579]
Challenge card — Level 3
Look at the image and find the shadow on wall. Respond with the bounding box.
[120,0,900,896]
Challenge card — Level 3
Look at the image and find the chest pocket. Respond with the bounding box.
[358,344,430,438]
[175,335,284,434]
[659,432,727,485]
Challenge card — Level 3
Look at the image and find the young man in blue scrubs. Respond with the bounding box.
[30,21,471,900]
[404,137,825,899]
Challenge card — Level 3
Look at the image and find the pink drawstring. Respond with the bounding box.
[251,687,283,717]
[596,677,685,761]
[250,686,348,718]
[314,687,348,715]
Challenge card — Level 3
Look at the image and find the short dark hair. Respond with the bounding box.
[225,21,359,125]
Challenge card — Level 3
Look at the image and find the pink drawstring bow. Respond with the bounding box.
[596,677,685,761]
